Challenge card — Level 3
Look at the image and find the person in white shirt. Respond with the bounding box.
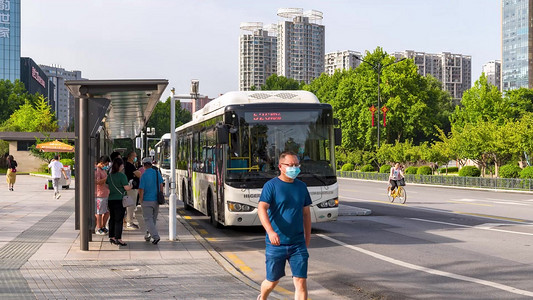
[48,155,68,199]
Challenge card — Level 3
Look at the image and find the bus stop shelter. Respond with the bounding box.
[65,79,168,251]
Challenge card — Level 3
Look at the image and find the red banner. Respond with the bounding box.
[369,105,377,127]
[381,106,388,127]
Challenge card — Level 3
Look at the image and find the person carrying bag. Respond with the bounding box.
[106,158,132,246]
[139,157,165,245]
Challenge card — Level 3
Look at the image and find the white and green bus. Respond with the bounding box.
[175,90,341,227]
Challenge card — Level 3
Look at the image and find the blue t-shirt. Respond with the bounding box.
[259,177,312,245]
[139,168,164,202]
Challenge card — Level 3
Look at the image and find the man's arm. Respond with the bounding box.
[258,201,280,246]
[61,168,68,179]
[303,206,311,247]
[138,189,144,204]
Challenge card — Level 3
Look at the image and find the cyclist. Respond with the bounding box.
[388,163,404,196]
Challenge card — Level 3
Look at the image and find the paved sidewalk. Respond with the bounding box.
[0,175,265,299]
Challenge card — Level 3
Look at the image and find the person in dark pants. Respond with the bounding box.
[106,157,132,246]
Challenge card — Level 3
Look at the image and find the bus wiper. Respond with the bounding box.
[299,171,327,185]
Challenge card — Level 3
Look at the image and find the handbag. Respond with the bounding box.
[155,167,165,205]
[109,173,135,207]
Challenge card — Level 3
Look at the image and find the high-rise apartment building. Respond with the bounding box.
[39,65,83,130]
[502,1,532,90]
[0,0,21,82]
[277,8,325,84]
[239,22,277,91]
[394,50,471,101]
[482,60,502,91]
[325,50,361,75]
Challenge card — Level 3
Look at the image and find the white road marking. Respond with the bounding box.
[317,233,533,297]
[409,218,533,236]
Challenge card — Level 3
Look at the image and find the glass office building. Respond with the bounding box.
[502,0,532,90]
[0,0,20,82]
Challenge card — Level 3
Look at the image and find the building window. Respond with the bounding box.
[17,141,36,151]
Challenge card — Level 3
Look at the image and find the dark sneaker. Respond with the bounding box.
[151,237,160,245]
[144,232,151,242]
[102,227,109,234]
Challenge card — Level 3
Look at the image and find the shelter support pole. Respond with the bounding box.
[169,88,177,240]
[79,96,90,251]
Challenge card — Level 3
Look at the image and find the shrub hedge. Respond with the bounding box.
[458,166,481,177]
[361,164,375,172]
[520,166,533,179]
[341,163,354,171]
[405,166,418,175]
[417,166,432,175]
[438,167,459,173]
[499,164,522,178]
[380,164,392,174]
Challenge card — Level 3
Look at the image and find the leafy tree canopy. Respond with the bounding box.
[145,96,192,147]
[0,95,57,132]
[0,79,39,124]
[261,74,303,90]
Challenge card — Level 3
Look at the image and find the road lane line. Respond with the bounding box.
[316,233,533,297]
[409,217,533,236]
[448,200,492,207]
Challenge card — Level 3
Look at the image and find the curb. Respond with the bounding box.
[176,211,285,300]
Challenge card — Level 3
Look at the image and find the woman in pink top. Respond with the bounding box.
[95,155,111,235]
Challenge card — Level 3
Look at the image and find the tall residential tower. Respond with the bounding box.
[277,8,325,84]
[482,60,502,91]
[325,50,361,75]
[394,50,472,101]
[239,22,277,91]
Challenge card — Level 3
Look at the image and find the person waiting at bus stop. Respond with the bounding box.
[138,157,164,245]
[257,151,312,300]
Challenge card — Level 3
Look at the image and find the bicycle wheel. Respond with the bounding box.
[388,189,395,203]
[398,187,407,204]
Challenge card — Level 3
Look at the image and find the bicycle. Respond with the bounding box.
[388,185,407,204]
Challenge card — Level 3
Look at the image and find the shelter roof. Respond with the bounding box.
[65,79,168,139]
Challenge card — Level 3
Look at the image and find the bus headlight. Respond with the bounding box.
[317,198,338,208]
[228,201,255,212]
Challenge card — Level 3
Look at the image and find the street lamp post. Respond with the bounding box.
[355,55,405,148]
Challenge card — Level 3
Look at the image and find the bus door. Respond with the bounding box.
[215,142,225,224]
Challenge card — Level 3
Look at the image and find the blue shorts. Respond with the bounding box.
[265,242,309,282]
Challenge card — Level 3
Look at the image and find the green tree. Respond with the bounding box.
[450,74,506,128]
[261,74,302,90]
[0,95,57,132]
[0,79,39,124]
[305,47,453,151]
[146,97,192,147]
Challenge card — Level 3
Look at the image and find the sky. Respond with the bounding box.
[21,0,501,99]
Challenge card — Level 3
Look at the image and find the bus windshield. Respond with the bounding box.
[159,140,171,169]
[225,108,336,188]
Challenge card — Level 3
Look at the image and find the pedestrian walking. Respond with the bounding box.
[6,155,17,191]
[48,155,68,199]
[106,157,132,246]
[124,151,141,230]
[138,157,164,245]
[94,155,110,235]
[257,151,312,300]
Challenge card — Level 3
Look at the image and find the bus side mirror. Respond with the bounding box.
[334,128,342,146]
[217,124,229,144]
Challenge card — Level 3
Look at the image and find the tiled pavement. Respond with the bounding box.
[0,175,268,299]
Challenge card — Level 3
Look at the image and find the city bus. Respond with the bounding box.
[175,90,341,227]
[154,133,172,178]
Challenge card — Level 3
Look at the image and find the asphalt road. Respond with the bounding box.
[182,178,533,299]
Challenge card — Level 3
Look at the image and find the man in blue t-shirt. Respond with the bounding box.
[139,157,164,244]
[258,151,312,300]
